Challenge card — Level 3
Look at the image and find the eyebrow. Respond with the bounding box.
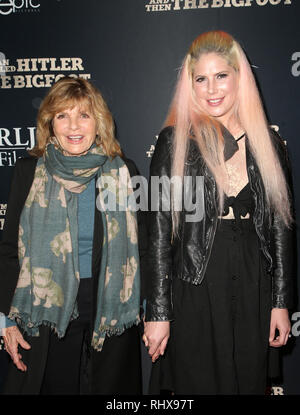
[56,107,91,114]
[194,70,230,77]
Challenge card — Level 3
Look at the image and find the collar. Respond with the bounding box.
[222,125,243,161]
[186,125,245,164]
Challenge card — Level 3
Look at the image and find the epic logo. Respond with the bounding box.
[0,0,40,16]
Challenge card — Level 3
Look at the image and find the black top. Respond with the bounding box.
[222,183,255,225]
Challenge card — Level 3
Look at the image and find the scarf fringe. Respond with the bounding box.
[91,316,141,352]
[100,317,141,338]
[9,312,141,347]
[8,311,78,339]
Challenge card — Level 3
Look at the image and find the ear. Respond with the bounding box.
[95,133,101,144]
[49,119,55,137]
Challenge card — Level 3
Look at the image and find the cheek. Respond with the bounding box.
[87,122,97,137]
[193,83,206,100]
[52,121,64,137]
[223,78,238,97]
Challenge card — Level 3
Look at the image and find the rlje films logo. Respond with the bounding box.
[0,0,40,15]
[0,126,35,167]
[145,0,292,12]
[0,53,92,89]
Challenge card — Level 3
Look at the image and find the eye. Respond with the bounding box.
[56,113,66,120]
[217,73,228,79]
[80,112,90,119]
[195,76,205,83]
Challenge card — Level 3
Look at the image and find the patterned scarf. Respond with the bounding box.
[8,143,140,351]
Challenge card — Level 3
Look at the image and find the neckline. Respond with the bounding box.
[225,182,250,199]
[235,133,245,143]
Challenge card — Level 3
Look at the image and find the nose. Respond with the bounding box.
[207,78,217,95]
[69,115,79,130]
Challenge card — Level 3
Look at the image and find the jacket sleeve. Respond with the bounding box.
[145,127,174,321]
[0,157,37,315]
[270,130,296,309]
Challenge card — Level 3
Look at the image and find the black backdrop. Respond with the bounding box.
[0,0,299,395]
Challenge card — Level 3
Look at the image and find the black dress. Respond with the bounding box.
[149,183,274,395]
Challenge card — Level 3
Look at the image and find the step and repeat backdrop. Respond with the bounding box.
[0,0,299,395]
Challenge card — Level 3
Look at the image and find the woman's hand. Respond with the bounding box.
[2,326,31,371]
[269,308,291,347]
[143,321,170,363]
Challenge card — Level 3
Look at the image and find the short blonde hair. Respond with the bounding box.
[30,77,122,158]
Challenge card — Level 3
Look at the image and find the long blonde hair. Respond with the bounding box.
[165,31,292,232]
[30,77,122,158]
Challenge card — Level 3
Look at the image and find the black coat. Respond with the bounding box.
[145,126,295,322]
[0,156,147,394]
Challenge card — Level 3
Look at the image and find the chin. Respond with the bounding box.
[208,111,224,119]
[62,147,89,156]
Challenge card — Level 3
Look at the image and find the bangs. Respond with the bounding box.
[51,96,93,116]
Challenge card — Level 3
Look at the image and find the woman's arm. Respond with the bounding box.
[0,157,37,370]
[0,157,37,314]
[143,127,175,361]
[270,130,295,310]
[269,130,296,346]
[145,127,174,323]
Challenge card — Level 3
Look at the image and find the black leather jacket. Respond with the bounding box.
[145,126,295,322]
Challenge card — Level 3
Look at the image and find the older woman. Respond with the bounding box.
[143,31,295,394]
[0,77,143,394]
